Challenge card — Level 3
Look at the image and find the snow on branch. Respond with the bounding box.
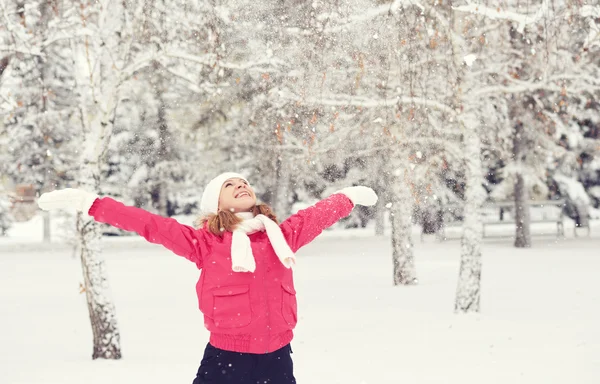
[316,0,407,34]
[551,74,600,88]
[277,89,457,117]
[453,0,550,33]
[471,73,599,97]
[580,5,600,49]
[295,0,468,52]
[0,45,43,57]
[471,82,559,97]
[400,136,463,159]
[156,61,215,95]
[119,52,158,81]
[41,28,96,50]
[165,50,286,71]
[291,0,450,36]
[581,5,600,18]
[0,1,43,56]
[0,91,17,110]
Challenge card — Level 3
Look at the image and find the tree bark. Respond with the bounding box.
[71,10,123,356]
[75,129,122,358]
[154,79,170,217]
[390,166,417,285]
[455,131,485,313]
[43,211,51,242]
[375,200,385,236]
[514,173,531,247]
[76,212,122,359]
[513,123,531,248]
[76,114,122,359]
[38,0,52,243]
[450,0,485,313]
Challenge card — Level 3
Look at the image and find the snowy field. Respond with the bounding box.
[1,218,600,384]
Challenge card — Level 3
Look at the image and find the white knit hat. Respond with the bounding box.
[200,172,248,215]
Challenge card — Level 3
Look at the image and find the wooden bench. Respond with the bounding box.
[481,200,566,238]
[434,199,573,239]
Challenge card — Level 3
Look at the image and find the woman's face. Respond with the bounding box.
[218,178,257,213]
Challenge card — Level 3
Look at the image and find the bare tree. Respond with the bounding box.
[68,0,159,359]
[69,0,124,357]
[513,122,532,248]
[390,160,418,285]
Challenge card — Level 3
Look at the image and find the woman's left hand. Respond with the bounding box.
[336,186,378,206]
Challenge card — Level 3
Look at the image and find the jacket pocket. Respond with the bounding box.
[212,285,252,329]
[281,282,298,327]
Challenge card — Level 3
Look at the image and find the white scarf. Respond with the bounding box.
[231,212,296,273]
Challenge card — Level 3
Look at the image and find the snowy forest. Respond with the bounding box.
[0,0,599,360]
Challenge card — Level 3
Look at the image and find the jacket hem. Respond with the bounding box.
[209,330,294,354]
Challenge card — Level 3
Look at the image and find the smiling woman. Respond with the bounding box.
[219,177,256,213]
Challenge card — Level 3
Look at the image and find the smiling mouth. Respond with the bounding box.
[235,191,251,199]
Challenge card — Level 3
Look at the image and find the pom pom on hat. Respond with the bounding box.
[200,172,248,215]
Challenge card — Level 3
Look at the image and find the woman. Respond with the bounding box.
[38,172,378,383]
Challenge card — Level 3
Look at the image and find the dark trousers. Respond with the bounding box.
[192,343,296,384]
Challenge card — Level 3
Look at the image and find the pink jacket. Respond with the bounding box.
[88,193,354,354]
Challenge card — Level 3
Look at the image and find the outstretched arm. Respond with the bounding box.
[89,197,206,266]
[38,189,207,268]
[280,186,377,252]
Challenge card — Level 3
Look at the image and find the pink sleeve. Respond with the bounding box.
[280,193,354,252]
[88,197,208,268]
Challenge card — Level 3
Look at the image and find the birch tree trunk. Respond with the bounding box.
[514,172,530,247]
[69,0,126,358]
[513,124,532,248]
[390,165,417,285]
[374,149,389,236]
[146,0,170,217]
[455,130,485,312]
[37,18,51,242]
[34,0,53,242]
[43,211,51,242]
[76,232,120,360]
[374,201,385,236]
[76,112,121,359]
[153,76,170,217]
[450,1,485,312]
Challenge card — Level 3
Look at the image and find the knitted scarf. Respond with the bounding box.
[231,212,296,273]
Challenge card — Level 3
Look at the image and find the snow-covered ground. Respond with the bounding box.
[1,216,599,384]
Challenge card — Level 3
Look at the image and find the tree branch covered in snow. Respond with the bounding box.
[453,0,550,33]
[165,50,286,71]
[277,89,458,117]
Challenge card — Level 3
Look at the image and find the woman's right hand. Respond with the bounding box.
[38,188,99,213]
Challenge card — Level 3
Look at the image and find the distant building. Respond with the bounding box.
[6,183,37,222]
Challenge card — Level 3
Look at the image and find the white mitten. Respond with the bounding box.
[336,186,378,206]
[38,188,99,213]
